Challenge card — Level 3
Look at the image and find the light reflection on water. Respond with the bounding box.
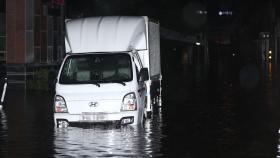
[54,115,163,157]
[0,109,7,132]
[53,102,164,157]
[0,109,8,157]
[278,129,280,158]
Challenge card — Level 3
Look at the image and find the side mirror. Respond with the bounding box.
[139,68,149,82]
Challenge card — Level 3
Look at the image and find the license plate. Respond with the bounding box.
[81,113,107,121]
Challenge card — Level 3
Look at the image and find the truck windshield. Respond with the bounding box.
[59,53,133,84]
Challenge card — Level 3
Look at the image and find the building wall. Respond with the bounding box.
[0,12,5,62]
[6,0,64,65]
[6,0,26,64]
[5,0,65,88]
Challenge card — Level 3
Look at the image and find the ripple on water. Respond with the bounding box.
[54,116,164,158]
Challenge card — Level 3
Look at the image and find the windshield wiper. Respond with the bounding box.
[102,79,126,86]
[88,81,100,87]
[113,81,126,86]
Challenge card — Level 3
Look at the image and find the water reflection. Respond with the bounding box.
[0,108,7,132]
[54,112,163,157]
[0,109,8,157]
[278,129,280,158]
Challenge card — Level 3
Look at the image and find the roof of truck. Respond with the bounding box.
[65,16,148,53]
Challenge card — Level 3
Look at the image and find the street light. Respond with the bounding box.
[268,50,272,61]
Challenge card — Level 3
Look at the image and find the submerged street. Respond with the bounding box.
[0,61,280,158]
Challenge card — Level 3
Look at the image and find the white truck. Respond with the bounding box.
[54,16,162,127]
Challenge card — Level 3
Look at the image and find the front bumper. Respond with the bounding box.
[54,111,138,127]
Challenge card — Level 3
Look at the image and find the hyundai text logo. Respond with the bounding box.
[88,101,98,107]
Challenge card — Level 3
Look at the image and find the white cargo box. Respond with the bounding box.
[148,21,161,79]
[65,16,147,53]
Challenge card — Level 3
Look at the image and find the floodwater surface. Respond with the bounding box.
[1,63,280,158]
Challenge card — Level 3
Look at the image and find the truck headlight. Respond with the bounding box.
[54,95,68,113]
[121,92,137,111]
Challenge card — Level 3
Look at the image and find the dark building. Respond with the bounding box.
[5,0,65,88]
[0,0,5,62]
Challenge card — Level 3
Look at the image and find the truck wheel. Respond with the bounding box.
[146,111,152,119]
[142,113,146,125]
[144,109,152,119]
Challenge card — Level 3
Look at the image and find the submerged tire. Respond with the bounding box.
[146,111,152,119]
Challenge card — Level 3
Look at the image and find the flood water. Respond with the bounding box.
[1,63,280,158]
[0,90,164,158]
